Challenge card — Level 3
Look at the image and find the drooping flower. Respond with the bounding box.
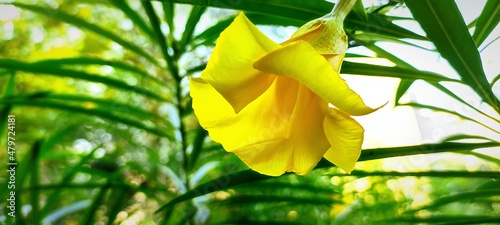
[190,0,380,176]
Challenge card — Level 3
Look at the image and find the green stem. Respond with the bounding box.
[329,0,357,20]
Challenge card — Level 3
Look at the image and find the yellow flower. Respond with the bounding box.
[190,3,379,176]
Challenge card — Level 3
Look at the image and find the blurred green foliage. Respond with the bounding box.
[0,0,499,224]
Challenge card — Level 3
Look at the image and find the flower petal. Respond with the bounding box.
[284,19,325,45]
[233,83,330,176]
[287,17,348,55]
[201,12,279,113]
[190,75,296,154]
[253,40,376,116]
[322,108,364,173]
[190,76,329,176]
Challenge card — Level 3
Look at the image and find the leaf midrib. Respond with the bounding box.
[474,2,500,45]
[425,0,494,106]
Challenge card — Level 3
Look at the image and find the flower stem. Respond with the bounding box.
[330,0,357,21]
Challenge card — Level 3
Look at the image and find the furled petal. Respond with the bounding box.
[286,16,347,55]
[253,40,376,116]
[190,76,329,176]
[283,19,324,45]
[322,108,364,173]
[201,12,279,113]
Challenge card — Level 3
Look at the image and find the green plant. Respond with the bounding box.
[0,0,498,224]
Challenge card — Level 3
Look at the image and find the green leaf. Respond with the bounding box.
[10,2,159,65]
[43,200,91,224]
[166,0,424,40]
[40,123,80,154]
[162,1,175,34]
[33,57,166,86]
[346,13,426,40]
[0,72,15,138]
[402,102,500,135]
[156,141,500,212]
[142,1,179,80]
[340,61,459,82]
[353,32,431,50]
[0,97,173,139]
[164,0,331,22]
[387,215,500,225]
[331,170,500,178]
[363,43,416,103]
[235,181,340,195]
[180,6,206,51]
[405,0,500,112]
[472,0,500,46]
[410,189,500,211]
[429,83,500,123]
[30,141,42,224]
[0,59,167,101]
[192,13,301,47]
[107,187,132,225]
[213,194,341,206]
[491,73,500,86]
[81,183,110,225]
[441,134,496,142]
[352,0,368,22]
[43,94,171,125]
[109,0,156,41]
[461,151,500,165]
[156,169,269,212]
[41,146,100,216]
[188,126,208,172]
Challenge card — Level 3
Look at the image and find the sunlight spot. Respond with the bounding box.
[353,178,371,192]
[0,5,21,21]
[416,209,431,218]
[95,147,105,158]
[2,21,14,40]
[101,65,114,74]
[287,210,298,221]
[87,83,106,97]
[116,211,128,222]
[111,42,122,51]
[74,173,91,183]
[68,26,82,41]
[73,139,93,154]
[22,205,32,216]
[120,18,133,31]
[159,103,180,127]
[330,176,341,185]
[215,191,231,200]
[160,23,169,35]
[31,26,45,43]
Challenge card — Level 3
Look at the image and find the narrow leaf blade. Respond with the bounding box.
[405,0,499,112]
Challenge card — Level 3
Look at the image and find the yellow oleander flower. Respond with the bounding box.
[190,0,380,176]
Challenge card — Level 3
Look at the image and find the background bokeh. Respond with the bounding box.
[0,0,499,224]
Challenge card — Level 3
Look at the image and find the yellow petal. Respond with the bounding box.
[287,16,347,55]
[201,12,279,113]
[254,40,376,116]
[284,19,325,45]
[190,75,294,154]
[190,76,329,176]
[233,83,330,176]
[322,108,364,173]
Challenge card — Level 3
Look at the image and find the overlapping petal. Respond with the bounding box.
[201,12,279,113]
[233,83,330,176]
[191,76,330,176]
[323,108,364,173]
[253,41,376,116]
